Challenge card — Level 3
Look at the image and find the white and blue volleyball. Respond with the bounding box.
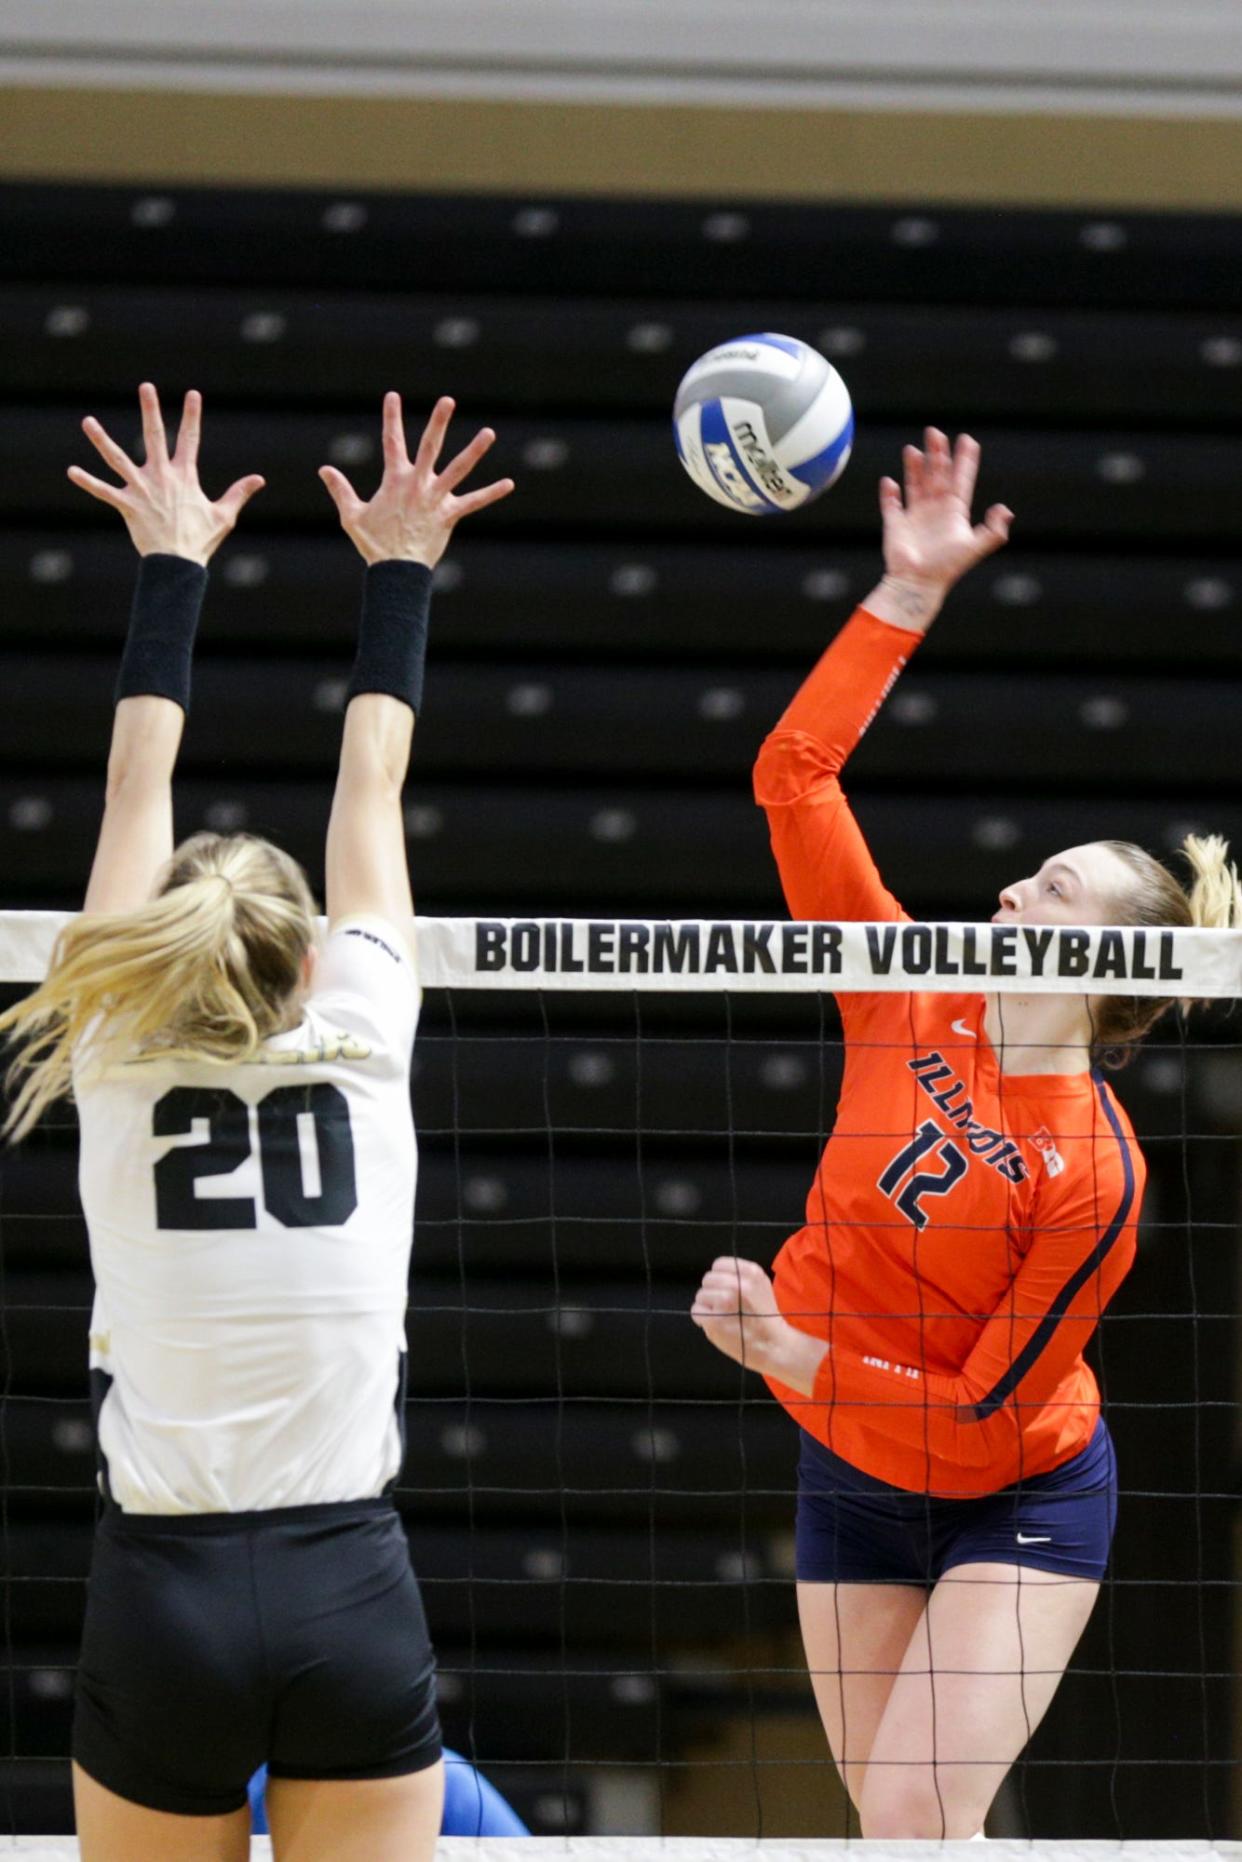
[673,333,854,516]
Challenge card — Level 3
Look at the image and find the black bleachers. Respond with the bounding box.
[0,181,1239,1841]
[4,185,1242,311]
[4,532,1241,666]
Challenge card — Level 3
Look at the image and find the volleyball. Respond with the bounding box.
[672,333,854,516]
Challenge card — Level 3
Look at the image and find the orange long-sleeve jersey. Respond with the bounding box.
[757,606,1144,1497]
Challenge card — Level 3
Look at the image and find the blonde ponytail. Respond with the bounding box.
[0,833,316,1143]
[1089,833,1239,1064]
[1181,832,1242,932]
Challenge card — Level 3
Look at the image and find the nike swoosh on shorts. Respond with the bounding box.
[1015,1533,1052,1544]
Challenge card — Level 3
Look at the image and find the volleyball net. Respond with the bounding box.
[1,914,1240,1851]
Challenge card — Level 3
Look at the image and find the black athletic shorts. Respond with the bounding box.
[795,1417,1118,1585]
[73,1497,442,1817]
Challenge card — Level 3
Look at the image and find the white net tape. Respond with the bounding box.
[3,1841,1241,1859]
[2,914,1238,998]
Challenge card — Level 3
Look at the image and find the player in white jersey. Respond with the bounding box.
[0,384,513,1862]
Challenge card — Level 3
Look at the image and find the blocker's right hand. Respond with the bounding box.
[319,392,515,569]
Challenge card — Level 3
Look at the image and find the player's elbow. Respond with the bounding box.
[753,730,842,809]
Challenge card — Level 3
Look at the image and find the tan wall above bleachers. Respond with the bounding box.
[2,85,1241,210]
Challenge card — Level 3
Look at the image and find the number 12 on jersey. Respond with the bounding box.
[877,1118,967,1232]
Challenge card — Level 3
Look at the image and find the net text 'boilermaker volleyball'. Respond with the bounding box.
[473,921,1186,984]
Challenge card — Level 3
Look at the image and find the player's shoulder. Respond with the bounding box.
[318,914,419,1003]
[1034,1073,1145,1203]
[309,914,421,1063]
[325,913,417,974]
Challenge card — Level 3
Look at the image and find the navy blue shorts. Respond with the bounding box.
[74,1497,442,1817]
[795,1419,1117,1585]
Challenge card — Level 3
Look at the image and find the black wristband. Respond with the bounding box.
[114,553,208,714]
[344,560,433,716]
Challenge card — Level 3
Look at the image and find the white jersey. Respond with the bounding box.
[73,915,420,1515]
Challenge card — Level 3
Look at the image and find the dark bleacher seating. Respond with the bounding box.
[0,181,1238,1840]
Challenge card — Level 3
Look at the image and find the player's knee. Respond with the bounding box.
[858,1773,979,1841]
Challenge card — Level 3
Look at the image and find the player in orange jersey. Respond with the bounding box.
[692,429,1240,1840]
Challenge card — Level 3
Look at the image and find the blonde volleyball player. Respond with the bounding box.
[0,384,512,1862]
[691,430,1240,1839]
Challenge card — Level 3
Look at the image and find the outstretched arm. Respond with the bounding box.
[70,383,264,916]
[320,392,514,937]
[755,430,1013,924]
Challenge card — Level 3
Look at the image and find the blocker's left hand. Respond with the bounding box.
[68,382,265,564]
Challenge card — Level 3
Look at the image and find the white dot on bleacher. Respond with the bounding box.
[654,1178,701,1215]
[698,687,744,722]
[513,206,560,238]
[632,1427,679,1464]
[30,1670,72,1703]
[45,305,90,338]
[1097,451,1145,484]
[568,1050,615,1087]
[240,311,287,344]
[463,1174,508,1213]
[1009,331,1058,362]
[992,572,1043,606]
[611,1675,656,1705]
[890,690,937,725]
[590,808,636,843]
[204,800,248,831]
[131,195,175,228]
[1079,695,1129,730]
[627,321,673,353]
[440,1423,485,1459]
[972,815,1022,852]
[404,804,444,840]
[434,316,480,349]
[29,550,73,584]
[819,326,866,357]
[891,216,939,247]
[1184,576,1233,610]
[9,797,53,831]
[1200,335,1242,367]
[222,553,269,588]
[329,433,374,466]
[523,1548,565,1579]
[506,682,552,717]
[802,567,850,601]
[550,1306,594,1339]
[702,211,750,243]
[1164,818,1203,851]
[522,437,569,470]
[53,1419,93,1453]
[322,201,368,233]
[1143,1056,1182,1095]
[534,1797,575,1831]
[433,560,463,593]
[610,563,657,597]
[760,1053,808,1091]
[1080,220,1127,251]
[716,1549,757,1582]
[313,678,348,713]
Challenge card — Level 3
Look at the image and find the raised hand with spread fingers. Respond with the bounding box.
[68,381,265,564]
[319,391,514,569]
